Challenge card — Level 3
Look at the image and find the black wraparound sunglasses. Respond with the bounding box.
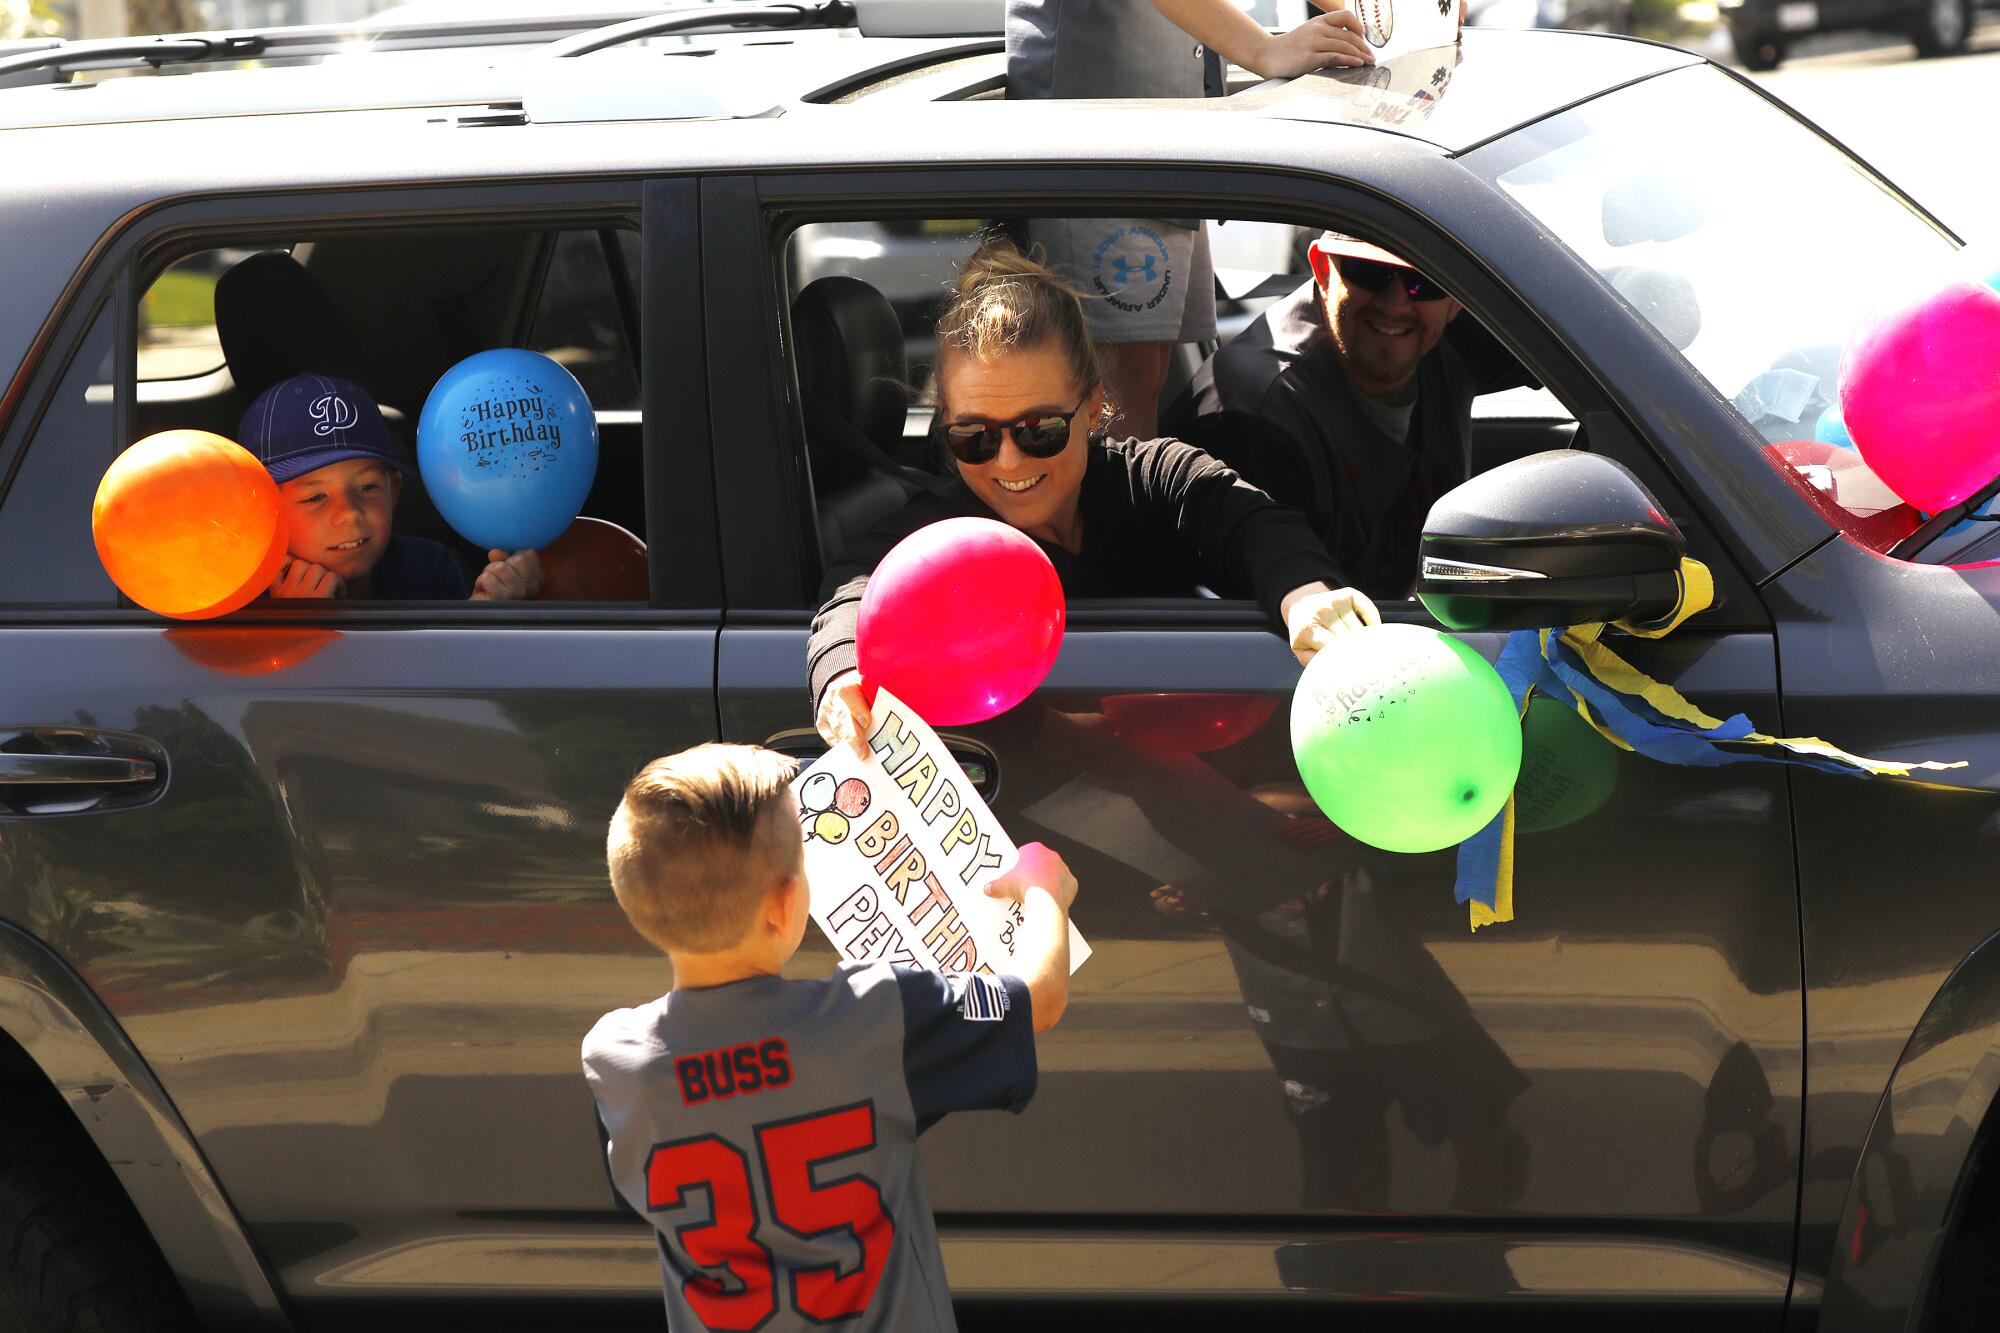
[934,396,1089,465]
[1334,255,1451,303]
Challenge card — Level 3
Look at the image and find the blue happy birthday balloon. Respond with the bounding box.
[417,348,599,552]
[1814,401,1853,448]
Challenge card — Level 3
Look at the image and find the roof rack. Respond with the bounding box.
[0,0,998,88]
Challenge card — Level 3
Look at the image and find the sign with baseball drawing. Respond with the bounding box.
[793,688,1090,977]
[1350,0,1460,60]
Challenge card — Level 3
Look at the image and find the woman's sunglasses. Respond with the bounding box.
[935,397,1088,465]
[1334,255,1451,303]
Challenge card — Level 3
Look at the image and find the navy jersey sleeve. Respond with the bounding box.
[893,968,1038,1134]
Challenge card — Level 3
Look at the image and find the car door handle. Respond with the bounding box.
[0,752,158,785]
[764,730,998,798]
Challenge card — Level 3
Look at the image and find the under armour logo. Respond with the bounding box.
[309,394,356,437]
[1438,0,1451,12]
[1110,254,1158,286]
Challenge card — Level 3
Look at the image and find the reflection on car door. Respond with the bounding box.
[711,169,1803,1307]
[0,187,721,1316]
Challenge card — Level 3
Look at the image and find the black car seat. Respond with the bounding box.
[213,252,476,576]
[791,276,942,564]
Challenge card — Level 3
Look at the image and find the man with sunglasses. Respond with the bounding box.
[1166,232,1531,601]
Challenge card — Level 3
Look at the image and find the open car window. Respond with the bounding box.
[20,221,658,612]
[779,211,1586,606]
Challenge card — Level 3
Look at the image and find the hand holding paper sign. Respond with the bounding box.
[982,843,1078,1031]
[796,686,1091,985]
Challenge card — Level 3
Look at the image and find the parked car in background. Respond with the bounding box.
[1465,0,1636,33]
[4,6,2000,1332]
[1720,0,1989,68]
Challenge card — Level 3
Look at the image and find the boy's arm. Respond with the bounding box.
[983,843,1079,1034]
[1148,0,1374,79]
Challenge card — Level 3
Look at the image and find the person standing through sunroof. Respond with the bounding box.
[1006,0,1376,439]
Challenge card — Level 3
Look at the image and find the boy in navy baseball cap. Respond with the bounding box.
[239,372,543,601]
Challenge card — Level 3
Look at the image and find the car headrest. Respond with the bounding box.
[792,276,908,450]
[214,251,375,406]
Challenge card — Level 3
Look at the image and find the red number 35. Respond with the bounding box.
[645,1101,893,1329]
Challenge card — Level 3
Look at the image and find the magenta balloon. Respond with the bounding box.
[1839,280,2000,513]
[857,517,1065,725]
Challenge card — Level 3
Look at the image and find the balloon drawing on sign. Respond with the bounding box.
[799,771,837,814]
[834,778,872,818]
[1290,623,1522,854]
[416,348,600,552]
[812,811,851,844]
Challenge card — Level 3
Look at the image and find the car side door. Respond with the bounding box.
[0,178,718,1323]
[707,161,1803,1317]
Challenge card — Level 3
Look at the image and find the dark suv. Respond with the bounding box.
[1720,0,1991,69]
[2,5,1998,1331]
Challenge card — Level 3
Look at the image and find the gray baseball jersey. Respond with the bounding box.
[1006,0,1222,100]
[583,964,1036,1332]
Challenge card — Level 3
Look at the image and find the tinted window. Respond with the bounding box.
[0,309,119,607]
[528,229,641,413]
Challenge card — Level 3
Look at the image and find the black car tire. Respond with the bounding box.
[1732,29,1787,70]
[1911,0,1972,56]
[0,1074,201,1333]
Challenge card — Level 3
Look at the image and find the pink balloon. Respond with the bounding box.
[1839,280,2000,513]
[857,517,1065,726]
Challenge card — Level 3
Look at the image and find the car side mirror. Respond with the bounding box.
[1417,450,1686,631]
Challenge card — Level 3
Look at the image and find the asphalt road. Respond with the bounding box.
[1731,17,2000,245]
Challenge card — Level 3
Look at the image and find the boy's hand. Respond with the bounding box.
[986,842,1079,914]
[816,670,875,761]
[1281,581,1380,667]
[472,548,544,601]
[1250,6,1374,77]
[269,558,345,600]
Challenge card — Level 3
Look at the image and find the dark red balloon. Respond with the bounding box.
[536,517,648,602]
[1102,693,1279,756]
[857,517,1064,725]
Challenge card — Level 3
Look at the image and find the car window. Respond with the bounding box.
[1466,63,1959,547]
[137,248,280,384]
[527,228,641,413]
[0,308,121,607]
[780,211,1585,602]
[5,221,659,613]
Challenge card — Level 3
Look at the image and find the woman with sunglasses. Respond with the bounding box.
[811,237,1378,757]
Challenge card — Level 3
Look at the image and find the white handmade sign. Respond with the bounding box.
[793,687,1090,977]
[1350,0,1460,61]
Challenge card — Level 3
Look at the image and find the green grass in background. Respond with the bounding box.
[142,268,219,329]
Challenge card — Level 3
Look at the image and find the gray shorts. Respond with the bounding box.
[1027,217,1218,344]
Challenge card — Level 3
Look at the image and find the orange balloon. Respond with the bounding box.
[536,516,648,601]
[92,431,286,619]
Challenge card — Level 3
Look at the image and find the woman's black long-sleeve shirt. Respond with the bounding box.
[808,436,1342,705]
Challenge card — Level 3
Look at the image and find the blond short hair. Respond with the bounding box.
[607,743,802,954]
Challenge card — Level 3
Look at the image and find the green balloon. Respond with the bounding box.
[1290,624,1523,854]
[1513,696,1619,833]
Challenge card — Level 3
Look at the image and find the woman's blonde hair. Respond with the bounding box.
[936,235,1108,419]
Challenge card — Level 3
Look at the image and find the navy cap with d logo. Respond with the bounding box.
[238,372,407,484]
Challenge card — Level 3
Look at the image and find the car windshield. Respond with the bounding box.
[1464,64,1965,549]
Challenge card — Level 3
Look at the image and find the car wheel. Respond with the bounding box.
[0,1070,201,1332]
[1911,0,1971,56]
[1732,30,1787,70]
